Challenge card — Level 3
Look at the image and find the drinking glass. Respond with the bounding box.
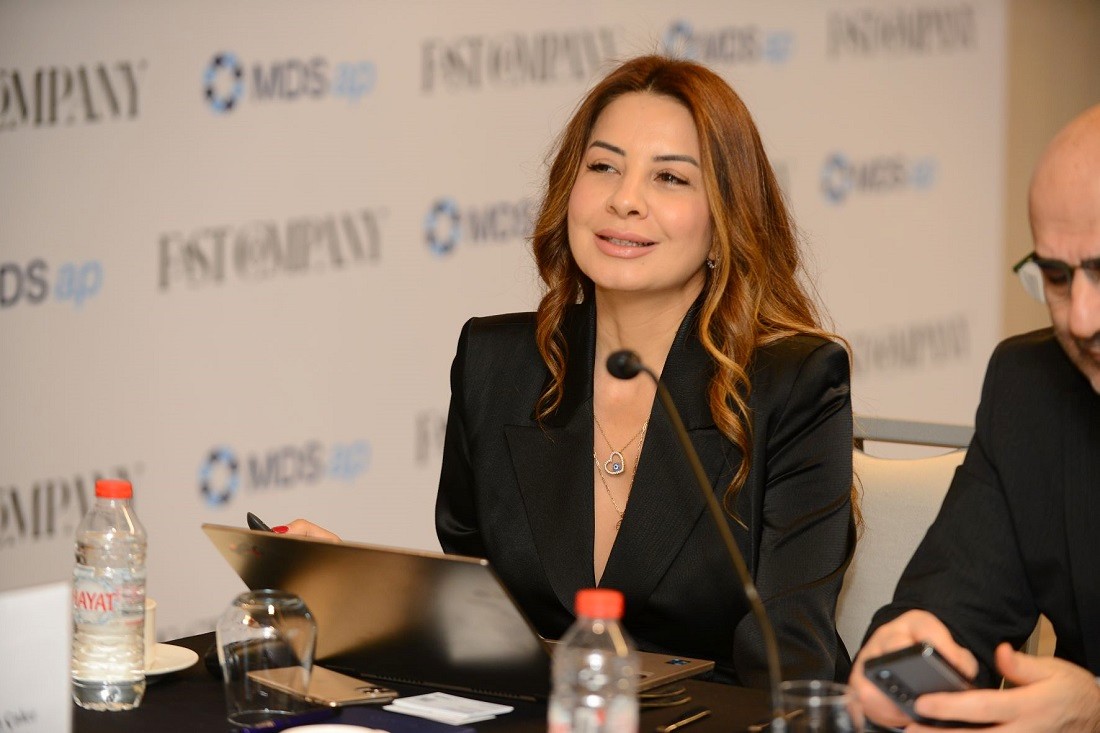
[779,680,863,733]
[216,589,318,728]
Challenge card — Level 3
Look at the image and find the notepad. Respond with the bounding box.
[384,692,514,725]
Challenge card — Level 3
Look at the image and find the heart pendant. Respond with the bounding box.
[603,451,626,476]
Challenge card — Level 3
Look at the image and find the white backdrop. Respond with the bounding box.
[0,0,1005,641]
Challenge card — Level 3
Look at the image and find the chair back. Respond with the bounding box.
[836,416,972,655]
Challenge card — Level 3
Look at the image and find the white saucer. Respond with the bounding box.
[286,721,389,726]
[145,643,199,676]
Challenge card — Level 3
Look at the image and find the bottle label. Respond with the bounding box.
[548,698,637,733]
[72,564,144,626]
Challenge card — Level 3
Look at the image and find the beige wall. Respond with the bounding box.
[1003,0,1100,336]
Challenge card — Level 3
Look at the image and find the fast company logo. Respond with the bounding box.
[826,4,977,58]
[0,59,145,132]
[820,151,937,205]
[0,462,142,549]
[421,27,619,93]
[199,439,371,508]
[424,196,535,256]
[852,314,970,374]
[202,50,376,114]
[158,206,385,291]
[661,19,794,66]
[1,259,104,310]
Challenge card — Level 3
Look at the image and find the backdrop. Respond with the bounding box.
[0,0,1005,640]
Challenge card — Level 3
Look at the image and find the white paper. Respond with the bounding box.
[385,692,514,724]
[0,582,72,733]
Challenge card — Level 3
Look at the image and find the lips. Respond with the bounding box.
[598,234,655,247]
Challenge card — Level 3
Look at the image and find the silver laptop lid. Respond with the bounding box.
[202,524,551,699]
[202,523,714,700]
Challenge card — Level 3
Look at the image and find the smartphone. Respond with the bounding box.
[864,642,983,727]
[248,665,398,707]
[246,512,273,532]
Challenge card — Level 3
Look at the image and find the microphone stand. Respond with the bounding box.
[609,351,787,732]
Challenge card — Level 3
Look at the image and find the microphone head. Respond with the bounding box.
[607,350,642,380]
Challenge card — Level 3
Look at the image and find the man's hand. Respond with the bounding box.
[273,518,342,541]
[849,610,979,729]
[906,643,1100,732]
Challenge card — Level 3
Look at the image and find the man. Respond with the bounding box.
[850,105,1100,730]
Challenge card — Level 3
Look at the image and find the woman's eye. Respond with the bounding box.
[657,171,689,185]
[587,162,616,174]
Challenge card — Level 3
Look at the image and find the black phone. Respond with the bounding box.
[246,512,273,532]
[863,642,988,728]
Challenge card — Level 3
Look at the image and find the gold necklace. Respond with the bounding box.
[593,442,642,531]
[593,414,649,476]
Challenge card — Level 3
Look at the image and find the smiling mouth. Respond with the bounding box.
[600,235,655,247]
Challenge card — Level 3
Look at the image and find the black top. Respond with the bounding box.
[436,300,855,687]
[869,329,1100,686]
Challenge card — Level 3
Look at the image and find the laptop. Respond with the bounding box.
[202,524,714,700]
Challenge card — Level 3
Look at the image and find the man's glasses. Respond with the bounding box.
[1012,251,1100,304]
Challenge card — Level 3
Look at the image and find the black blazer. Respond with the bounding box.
[869,329,1100,686]
[436,300,855,687]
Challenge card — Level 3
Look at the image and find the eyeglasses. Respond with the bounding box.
[1012,251,1100,304]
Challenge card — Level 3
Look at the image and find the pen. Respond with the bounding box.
[239,707,338,732]
[655,705,711,733]
[246,512,273,532]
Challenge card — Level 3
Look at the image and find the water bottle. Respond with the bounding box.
[71,478,147,711]
[548,588,639,733]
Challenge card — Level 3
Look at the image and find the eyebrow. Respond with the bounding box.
[1034,253,1100,266]
[589,140,700,168]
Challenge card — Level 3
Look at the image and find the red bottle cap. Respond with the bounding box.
[95,479,133,499]
[575,588,624,619]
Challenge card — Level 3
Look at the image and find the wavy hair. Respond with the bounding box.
[531,55,852,515]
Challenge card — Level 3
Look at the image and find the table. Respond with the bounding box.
[74,633,771,732]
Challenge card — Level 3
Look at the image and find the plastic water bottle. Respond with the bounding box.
[71,478,147,711]
[548,588,639,733]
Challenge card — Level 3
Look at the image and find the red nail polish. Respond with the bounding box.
[272,525,289,534]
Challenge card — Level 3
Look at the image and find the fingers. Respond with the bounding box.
[912,687,1006,728]
[886,611,978,679]
[848,670,912,729]
[850,618,924,728]
[281,518,342,542]
[850,611,979,729]
[993,643,1048,688]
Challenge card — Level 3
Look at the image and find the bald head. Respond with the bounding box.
[1028,104,1100,228]
[1027,104,1100,394]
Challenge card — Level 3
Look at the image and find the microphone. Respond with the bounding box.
[607,349,787,732]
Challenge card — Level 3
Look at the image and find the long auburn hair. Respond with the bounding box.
[531,55,852,514]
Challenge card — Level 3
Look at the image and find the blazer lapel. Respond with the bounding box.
[601,306,742,607]
[1063,388,1100,669]
[505,302,598,612]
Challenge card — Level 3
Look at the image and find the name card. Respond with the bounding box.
[0,582,71,733]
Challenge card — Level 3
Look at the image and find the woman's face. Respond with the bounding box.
[567,92,713,302]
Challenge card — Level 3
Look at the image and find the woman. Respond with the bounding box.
[434,55,856,688]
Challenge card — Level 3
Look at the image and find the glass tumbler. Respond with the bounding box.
[779,680,863,733]
[216,589,318,728]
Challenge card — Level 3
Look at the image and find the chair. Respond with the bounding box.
[835,415,973,656]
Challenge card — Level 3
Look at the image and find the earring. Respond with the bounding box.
[706,257,717,270]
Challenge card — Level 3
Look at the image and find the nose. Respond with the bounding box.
[1066,269,1100,340]
[607,172,647,218]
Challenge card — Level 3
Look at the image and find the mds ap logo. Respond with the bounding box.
[199,439,370,507]
[662,20,794,65]
[424,196,535,257]
[820,151,937,205]
[1,259,104,310]
[202,51,376,114]
[203,53,245,113]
